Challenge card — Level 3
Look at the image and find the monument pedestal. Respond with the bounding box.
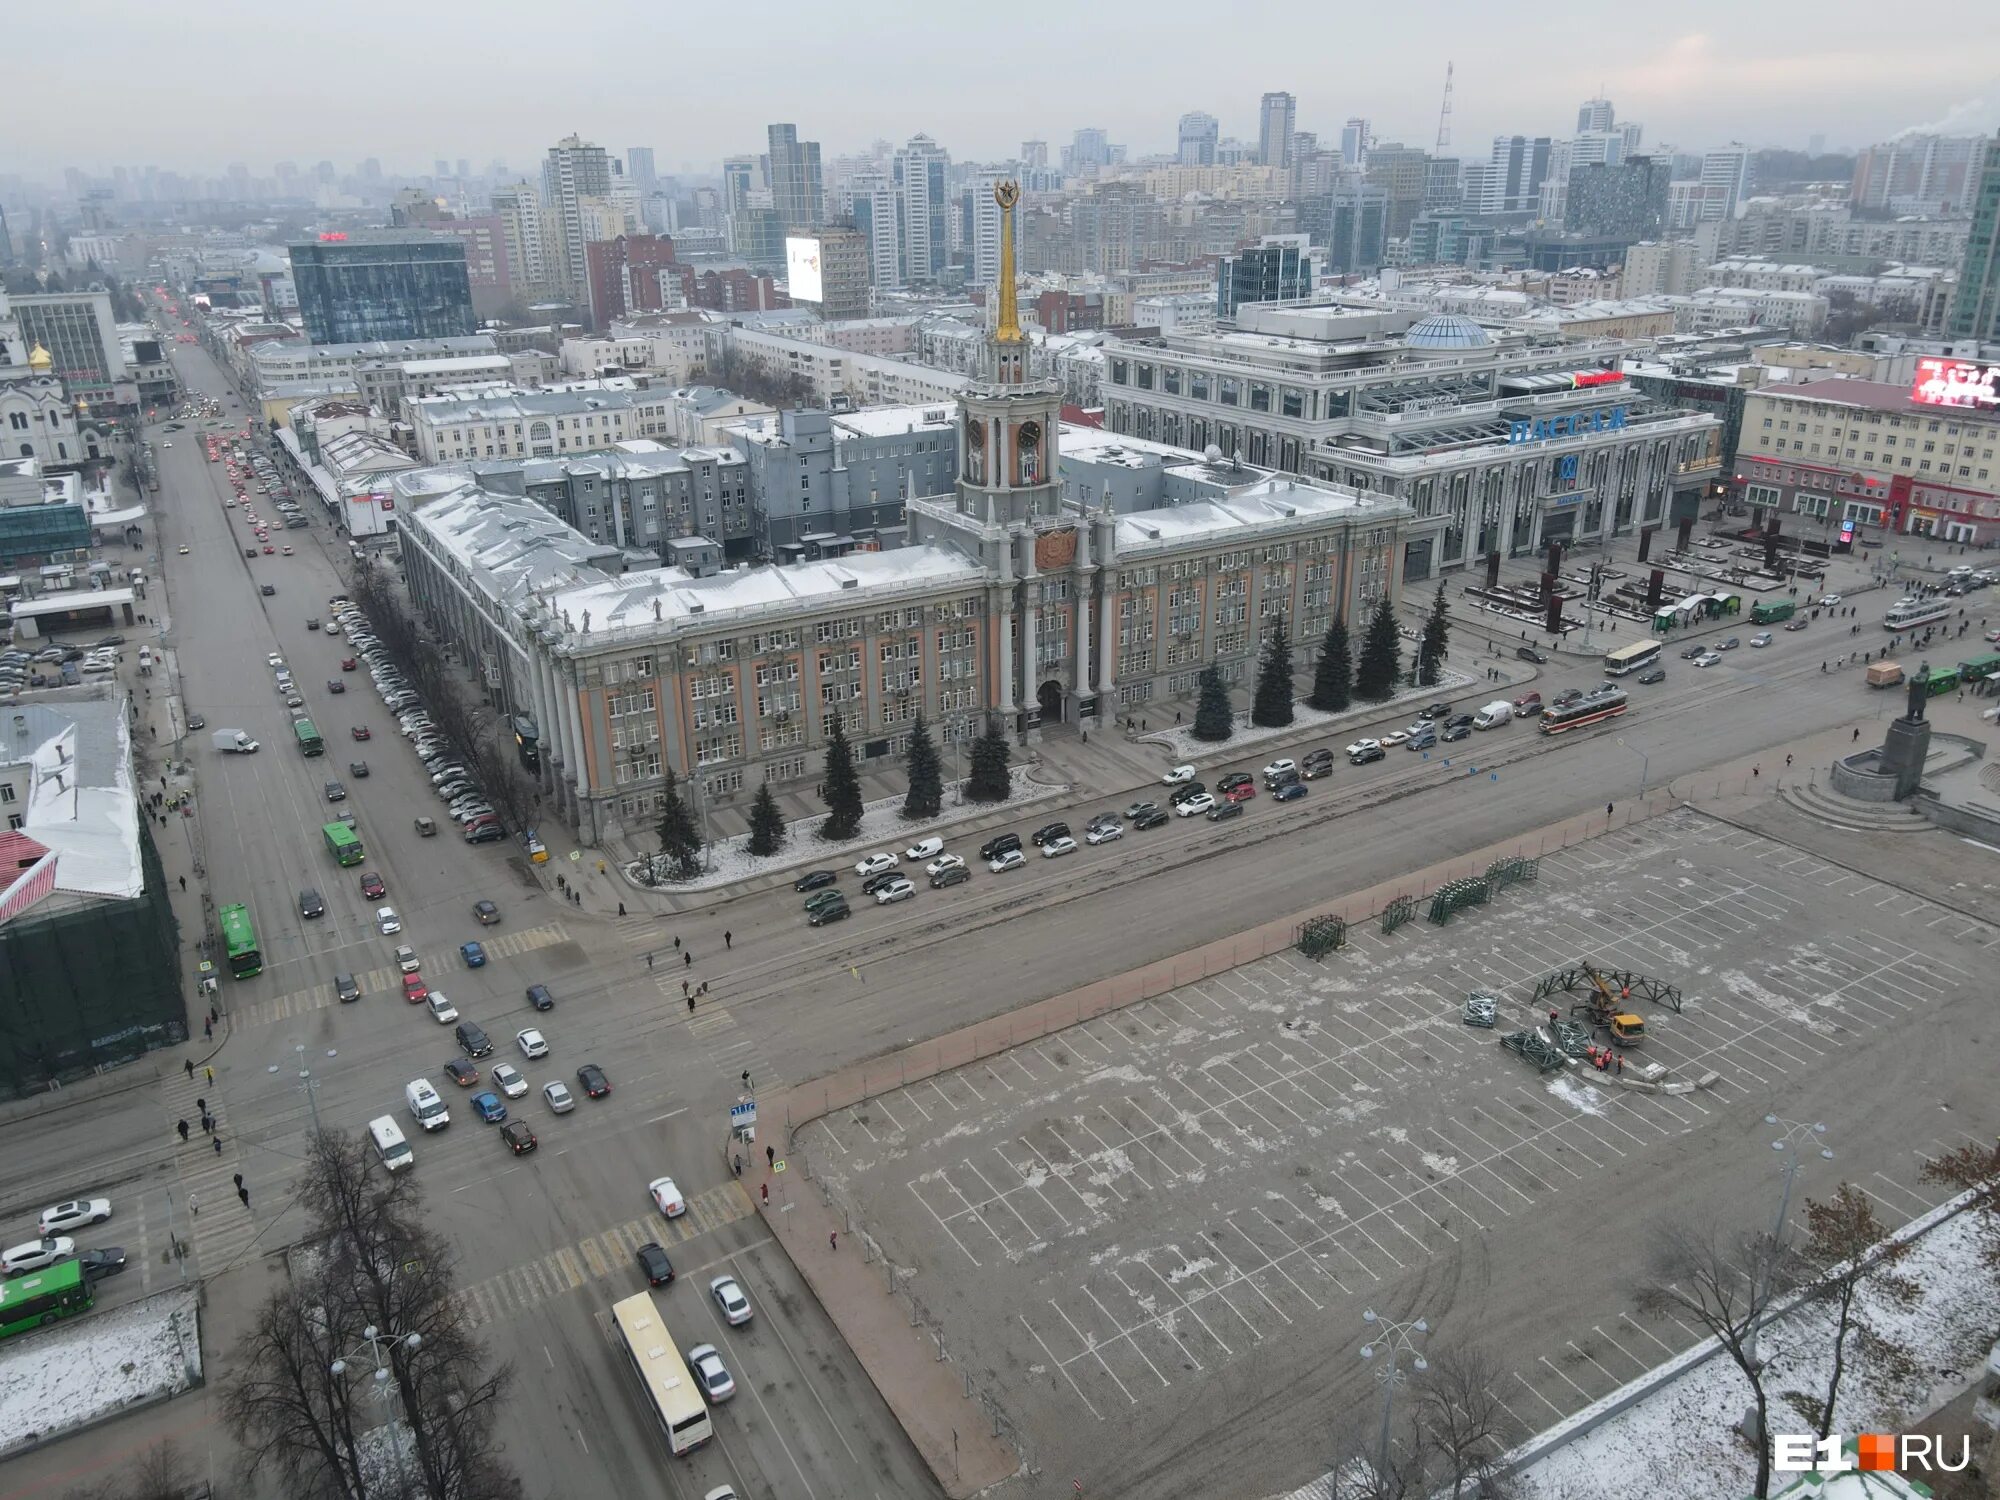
[1879,715,1932,799]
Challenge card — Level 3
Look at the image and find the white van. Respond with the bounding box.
[403,1079,449,1132]
[1473,700,1514,729]
[369,1115,414,1170]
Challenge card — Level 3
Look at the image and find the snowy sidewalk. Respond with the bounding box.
[0,1287,201,1458]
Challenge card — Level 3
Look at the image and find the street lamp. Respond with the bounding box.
[297,1044,323,1136]
[330,1325,422,1494]
[1615,736,1649,795]
[1747,1115,1832,1367]
[1359,1308,1428,1485]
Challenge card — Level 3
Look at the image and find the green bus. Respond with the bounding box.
[294,718,324,756]
[1750,599,1796,624]
[1955,651,2000,683]
[219,902,262,978]
[322,821,364,866]
[0,1260,93,1340]
[1920,667,1962,696]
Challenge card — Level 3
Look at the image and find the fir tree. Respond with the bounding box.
[653,768,702,879]
[902,713,943,819]
[1192,661,1234,741]
[1309,616,1353,712]
[1251,614,1295,728]
[820,714,864,841]
[746,782,786,857]
[1355,596,1404,700]
[966,714,1013,802]
[1417,583,1451,688]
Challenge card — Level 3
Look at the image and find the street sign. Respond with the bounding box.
[730,1098,757,1127]
[773,1159,786,1173]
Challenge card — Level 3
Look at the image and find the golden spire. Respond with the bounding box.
[993,180,1022,344]
[27,343,52,373]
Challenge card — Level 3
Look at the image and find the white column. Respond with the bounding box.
[1021,583,1039,709]
[534,648,561,788]
[1074,586,1091,701]
[1096,580,1116,697]
[995,601,1016,714]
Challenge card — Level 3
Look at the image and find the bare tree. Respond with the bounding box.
[1638,1222,1792,1500]
[58,1438,197,1500]
[1419,1347,1520,1499]
[1919,1137,2000,1287]
[223,1283,371,1500]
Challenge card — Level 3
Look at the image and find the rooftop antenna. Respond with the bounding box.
[1434,61,1454,155]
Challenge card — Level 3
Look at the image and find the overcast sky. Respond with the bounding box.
[9,0,2000,181]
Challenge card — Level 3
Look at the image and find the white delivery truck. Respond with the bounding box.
[1472,700,1514,729]
[211,728,259,753]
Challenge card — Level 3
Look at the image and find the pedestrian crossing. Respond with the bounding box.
[231,922,573,1028]
[159,1068,261,1275]
[457,1181,756,1327]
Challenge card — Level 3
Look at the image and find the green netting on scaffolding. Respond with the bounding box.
[1381,895,1415,935]
[1501,1029,1568,1073]
[1427,875,1492,925]
[1296,915,1347,960]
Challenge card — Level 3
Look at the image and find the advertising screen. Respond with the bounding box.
[1911,357,2000,412]
[785,237,823,304]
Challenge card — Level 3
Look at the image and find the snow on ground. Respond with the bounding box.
[625,764,1062,891]
[1137,668,1482,763]
[0,1286,201,1455]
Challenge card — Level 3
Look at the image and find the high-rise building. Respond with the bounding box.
[1259,92,1297,169]
[626,147,658,196]
[1217,236,1311,319]
[787,225,870,320]
[8,290,124,400]
[288,232,476,346]
[1178,112,1219,167]
[894,135,950,285]
[721,156,757,218]
[1363,143,1431,239]
[1851,133,1992,214]
[848,171,901,288]
[1576,97,1615,134]
[967,171,1006,287]
[1065,128,1112,175]
[767,123,825,232]
[1325,187,1388,274]
[541,135,613,296]
[1340,118,1370,167]
[1947,135,2000,342]
[1563,156,1672,240]
[1482,136,1555,214]
[1021,140,1049,170]
[491,182,547,296]
[1699,146,1750,221]
[584,233,680,328]
[431,216,515,317]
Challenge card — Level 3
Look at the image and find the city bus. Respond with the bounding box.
[1750,598,1795,624]
[219,902,262,979]
[1604,640,1662,676]
[1918,666,1962,696]
[0,1260,94,1341]
[1539,685,1628,735]
[322,822,364,866]
[293,719,325,756]
[1955,652,2000,683]
[608,1291,713,1457]
[1883,598,1951,633]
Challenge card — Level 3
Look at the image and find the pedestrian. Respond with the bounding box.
[233,1173,243,1190]
[733,1155,742,1177]
[673,935,681,950]
[1548,1008,1558,1029]
[1752,764,1760,778]
[683,978,690,998]
[177,1117,190,1143]
[1821,662,1827,672]
[1853,727,1861,742]
[197,1097,206,1114]
[767,1144,776,1168]
[1786,754,1793,767]
[237,1184,249,1207]
[1606,802,1614,818]
[618,902,626,917]
[698,981,708,997]
[203,1018,211,1040]
[184,1058,194,1080]
[724,929,732,949]
[1176,710,1183,724]
[189,1194,198,1217]
[213,1135,223,1156]
[178,874,186,892]
[684,950,693,968]
[201,1113,212,1135]
[830,1231,838,1251]
[760,1182,769,1205]
[687,994,696,1015]
[647,952,654,970]
[205,1065,214,1085]
[208,1006,217,1026]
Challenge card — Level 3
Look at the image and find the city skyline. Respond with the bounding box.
[8,0,2000,180]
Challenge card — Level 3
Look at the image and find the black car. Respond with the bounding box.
[1421,703,1452,721]
[499,1121,537,1155]
[324,780,346,802]
[636,1241,675,1286]
[577,1063,611,1099]
[1031,822,1070,847]
[1553,688,1584,707]
[794,870,838,892]
[466,823,507,844]
[1216,772,1253,793]
[261,584,277,596]
[807,899,851,926]
[349,760,369,777]
[979,832,1021,861]
[326,679,346,694]
[1440,722,1471,742]
[1637,667,1667,685]
[1206,801,1245,822]
[862,870,904,896]
[525,984,555,1012]
[930,865,972,889]
[455,1022,493,1058]
[297,888,324,919]
[186,714,206,731]
[444,1058,478,1087]
[1301,750,1336,779]
[78,1247,128,1281]
[1516,646,1548,664]
[1169,782,1208,804]
[335,973,360,1003]
[1349,744,1386,765]
[1132,807,1170,830]
[1679,643,1706,660]
[1444,713,1475,730]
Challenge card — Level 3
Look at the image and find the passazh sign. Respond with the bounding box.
[1508,406,1628,445]
[1911,356,1999,413]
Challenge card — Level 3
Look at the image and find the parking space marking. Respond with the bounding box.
[1020,1311,1104,1421]
[1049,1297,1139,1406]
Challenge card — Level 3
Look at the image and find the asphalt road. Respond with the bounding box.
[4,310,1987,1500]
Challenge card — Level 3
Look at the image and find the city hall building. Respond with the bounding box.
[1099,304,1723,574]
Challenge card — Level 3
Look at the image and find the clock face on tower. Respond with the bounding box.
[1019,420,1041,450]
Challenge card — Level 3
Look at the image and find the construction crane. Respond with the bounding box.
[1434,61,1454,155]
[1575,961,1646,1047]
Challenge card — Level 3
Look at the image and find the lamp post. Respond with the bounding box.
[1359,1308,1428,1485]
[1615,736,1649,795]
[1748,1115,1832,1368]
[297,1043,323,1136]
[330,1325,421,1496]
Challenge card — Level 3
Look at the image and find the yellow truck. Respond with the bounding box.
[1866,660,1905,688]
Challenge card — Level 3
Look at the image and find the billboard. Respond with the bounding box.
[785,236,824,304]
[1911,356,2000,413]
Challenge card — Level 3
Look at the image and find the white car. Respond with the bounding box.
[925,853,965,877]
[543,1080,574,1113]
[649,1176,687,1217]
[1819,594,1842,607]
[873,876,917,905]
[903,837,944,862]
[267,654,285,669]
[1380,729,1412,747]
[1344,738,1380,757]
[377,906,401,934]
[1694,651,1723,667]
[1749,632,1773,647]
[853,852,899,878]
[1041,835,1079,858]
[987,848,1028,873]
[1084,821,1124,845]
[491,1063,528,1099]
[687,1343,736,1402]
[1261,759,1297,780]
[1161,764,1197,785]
[1,1237,75,1276]
[1175,793,1216,817]
[710,1274,752,1326]
[516,1028,549,1059]
[427,992,458,1024]
[37,1199,111,1235]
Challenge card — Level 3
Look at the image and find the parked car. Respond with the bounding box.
[903,837,944,862]
[854,852,899,878]
[516,1028,549,1058]
[794,870,837,892]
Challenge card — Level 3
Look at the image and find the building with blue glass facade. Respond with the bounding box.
[289,232,477,346]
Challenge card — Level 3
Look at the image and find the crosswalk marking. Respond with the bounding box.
[231,926,571,1027]
[687,1007,737,1039]
[579,1236,609,1279]
[554,1247,584,1290]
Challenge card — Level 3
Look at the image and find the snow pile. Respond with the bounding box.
[1137,667,1479,762]
[625,763,1061,891]
[0,1286,201,1455]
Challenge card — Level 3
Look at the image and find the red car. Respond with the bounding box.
[261,545,274,554]
[351,725,371,740]
[1223,782,1258,804]
[359,872,386,899]
[402,973,430,1003]
[341,657,357,671]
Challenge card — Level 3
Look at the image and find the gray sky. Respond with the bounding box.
[10,0,2000,179]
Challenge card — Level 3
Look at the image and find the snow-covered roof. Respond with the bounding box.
[1114,475,1383,550]
[830,404,957,439]
[3,691,144,903]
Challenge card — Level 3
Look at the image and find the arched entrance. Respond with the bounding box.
[1037,679,1065,725]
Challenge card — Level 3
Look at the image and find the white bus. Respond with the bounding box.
[609,1291,713,1457]
[1604,640,1663,676]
